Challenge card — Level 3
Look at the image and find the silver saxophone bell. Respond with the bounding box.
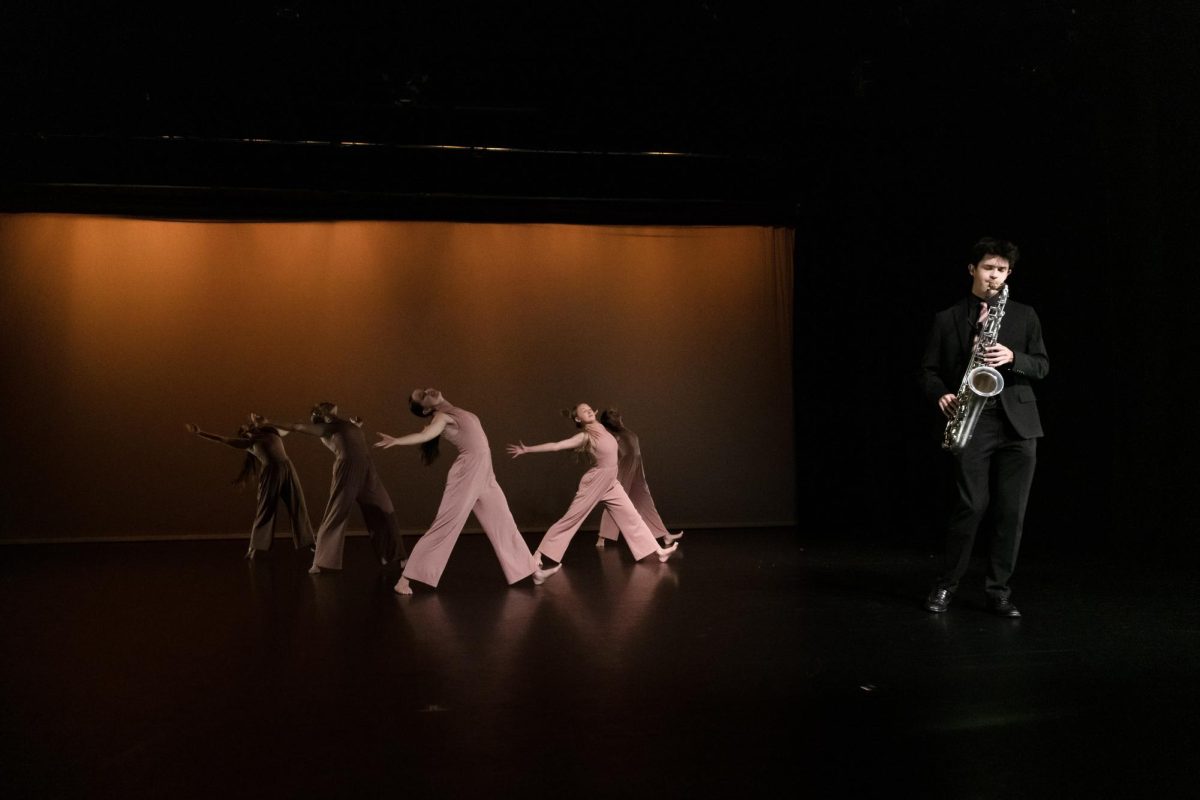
[949,364,1005,453]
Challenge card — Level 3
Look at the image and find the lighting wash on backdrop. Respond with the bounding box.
[0,215,794,540]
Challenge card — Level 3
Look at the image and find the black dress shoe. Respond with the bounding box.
[989,598,1022,618]
[924,588,952,613]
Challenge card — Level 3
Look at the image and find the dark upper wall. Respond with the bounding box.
[0,3,809,222]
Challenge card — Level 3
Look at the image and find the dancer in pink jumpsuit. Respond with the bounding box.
[270,403,407,574]
[375,388,558,594]
[506,403,678,579]
[185,414,315,559]
[594,408,684,549]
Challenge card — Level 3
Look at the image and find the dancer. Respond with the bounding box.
[506,402,678,579]
[374,388,558,594]
[594,408,683,549]
[268,403,407,574]
[185,414,315,559]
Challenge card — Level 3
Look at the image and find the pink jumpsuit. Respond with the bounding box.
[535,423,662,563]
[312,420,407,571]
[402,404,536,587]
[247,429,315,552]
[597,427,671,543]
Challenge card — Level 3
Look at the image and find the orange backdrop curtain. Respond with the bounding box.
[0,214,794,540]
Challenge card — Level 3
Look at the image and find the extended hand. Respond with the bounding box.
[506,442,528,458]
[184,423,199,434]
[375,433,398,449]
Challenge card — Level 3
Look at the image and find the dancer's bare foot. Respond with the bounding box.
[245,547,256,560]
[534,552,544,569]
[532,563,562,585]
[595,537,606,548]
[308,564,321,574]
[663,530,684,544]
[657,542,679,562]
[394,577,413,595]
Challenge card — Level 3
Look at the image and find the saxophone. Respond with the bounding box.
[942,284,1008,452]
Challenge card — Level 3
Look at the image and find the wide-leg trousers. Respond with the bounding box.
[536,466,660,563]
[313,458,407,571]
[597,461,670,542]
[402,453,535,588]
[249,460,315,551]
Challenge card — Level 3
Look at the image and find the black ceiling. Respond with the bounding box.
[1,2,1192,222]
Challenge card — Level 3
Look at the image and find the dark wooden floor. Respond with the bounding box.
[1,530,1197,798]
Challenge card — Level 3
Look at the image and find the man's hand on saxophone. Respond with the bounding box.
[980,343,1014,367]
[938,393,958,419]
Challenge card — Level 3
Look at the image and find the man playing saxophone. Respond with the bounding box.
[920,237,1049,617]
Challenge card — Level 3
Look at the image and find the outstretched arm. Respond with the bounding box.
[255,425,289,437]
[185,423,252,449]
[375,412,450,449]
[506,432,588,458]
[261,419,332,437]
[248,413,289,437]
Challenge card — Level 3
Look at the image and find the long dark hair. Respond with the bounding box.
[599,408,624,433]
[411,399,441,465]
[232,425,259,488]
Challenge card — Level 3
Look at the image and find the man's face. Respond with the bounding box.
[969,255,1011,298]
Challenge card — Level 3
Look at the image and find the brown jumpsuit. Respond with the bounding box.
[311,420,407,571]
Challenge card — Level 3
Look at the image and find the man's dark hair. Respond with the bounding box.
[970,237,1019,268]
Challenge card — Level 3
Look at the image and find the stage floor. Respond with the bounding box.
[1,530,1196,798]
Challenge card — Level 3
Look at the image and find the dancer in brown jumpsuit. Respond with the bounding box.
[270,403,407,574]
[594,408,683,549]
[375,388,557,594]
[507,402,678,580]
[185,414,315,559]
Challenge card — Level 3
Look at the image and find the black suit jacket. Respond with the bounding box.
[920,296,1050,439]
